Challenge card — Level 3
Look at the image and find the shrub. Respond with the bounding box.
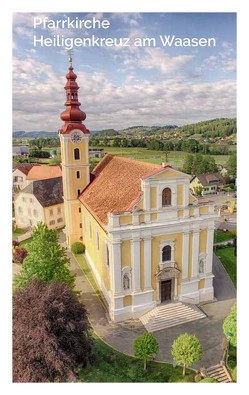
[195,374,202,382]
[232,366,237,382]
[227,359,236,370]
[71,242,85,254]
[13,246,28,264]
[12,240,20,248]
[126,364,146,382]
[200,377,218,383]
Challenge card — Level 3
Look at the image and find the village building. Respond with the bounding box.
[14,176,64,230]
[190,173,225,196]
[89,148,105,159]
[12,145,29,157]
[12,164,35,192]
[58,59,217,322]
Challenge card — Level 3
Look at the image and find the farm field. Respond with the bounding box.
[91,146,230,169]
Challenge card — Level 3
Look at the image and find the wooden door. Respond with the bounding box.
[161,280,171,302]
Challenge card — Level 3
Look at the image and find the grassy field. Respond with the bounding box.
[91,146,230,168]
[214,230,236,244]
[78,333,194,383]
[216,246,236,287]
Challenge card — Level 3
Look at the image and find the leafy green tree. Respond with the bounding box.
[182,154,194,174]
[134,332,159,370]
[193,186,203,197]
[226,153,237,179]
[13,222,75,290]
[223,303,237,347]
[112,138,121,147]
[171,333,202,376]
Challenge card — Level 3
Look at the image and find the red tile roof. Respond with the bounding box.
[79,155,163,226]
[26,165,62,181]
[13,164,35,175]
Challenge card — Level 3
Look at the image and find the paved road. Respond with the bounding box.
[69,251,236,369]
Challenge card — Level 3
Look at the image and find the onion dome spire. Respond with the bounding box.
[59,56,90,135]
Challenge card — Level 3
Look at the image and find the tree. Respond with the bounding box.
[182,154,194,174]
[171,333,202,376]
[13,222,75,290]
[226,153,237,179]
[193,185,203,197]
[13,279,93,382]
[134,332,158,370]
[223,303,237,347]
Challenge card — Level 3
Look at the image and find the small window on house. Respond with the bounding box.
[29,198,33,203]
[57,218,63,223]
[22,197,26,202]
[33,209,38,218]
[162,245,171,262]
[49,220,55,225]
[80,236,83,241]
[18,206,22,214]
[80,223,82,229]
[77,189,81,196]
[76,170,80,179]
[49,209,53,216]
[78,207,81,213]
[74,148,80,160]
[106,244,110,266]
[57,207,61,214]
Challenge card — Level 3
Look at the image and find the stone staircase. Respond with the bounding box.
[205,363,232,383]
[139,302,206,332]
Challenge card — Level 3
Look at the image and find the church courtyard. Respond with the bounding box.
[67,243,236,370]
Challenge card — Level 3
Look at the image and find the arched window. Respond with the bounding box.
[74,148,80,160]
[162,187,171,206]
[162,245,171,262]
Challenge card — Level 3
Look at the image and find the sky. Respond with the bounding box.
[13,12,236,133]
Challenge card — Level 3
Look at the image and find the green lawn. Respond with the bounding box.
[78,333,194,383]
[214,230,236,243]
[12,227,26,239]
[216,247,236,287]
[91,146,230,168]
[73,253,107,308]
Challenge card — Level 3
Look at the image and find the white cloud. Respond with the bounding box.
[138,47,193,74]
[111,13,143,27]
[13,57,236,132]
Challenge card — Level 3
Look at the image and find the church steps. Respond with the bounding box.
[140,302,206,332]
[205,364,232,383]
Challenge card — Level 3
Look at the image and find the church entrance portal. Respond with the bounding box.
[161,279,172,302]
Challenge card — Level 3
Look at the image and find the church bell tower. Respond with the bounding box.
[59,56,90,247]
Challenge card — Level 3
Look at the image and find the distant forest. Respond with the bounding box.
[13,118,236,139]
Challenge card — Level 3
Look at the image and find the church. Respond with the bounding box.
[59,58,216,322]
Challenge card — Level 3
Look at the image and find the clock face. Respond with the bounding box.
[71,131,83,143]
